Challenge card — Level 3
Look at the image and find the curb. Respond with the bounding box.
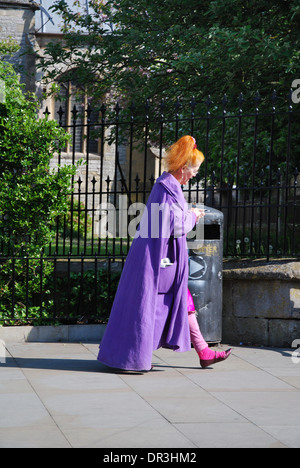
[0,324,106,343]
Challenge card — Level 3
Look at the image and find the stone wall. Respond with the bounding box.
[222,260,300,347]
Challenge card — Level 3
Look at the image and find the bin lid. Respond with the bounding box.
[192,205,224,224]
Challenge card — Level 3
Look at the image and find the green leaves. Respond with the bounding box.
[39,0,299,104]
[0,60,77,257]
[35,0,299,177]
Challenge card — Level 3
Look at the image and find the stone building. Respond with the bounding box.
[0,0,38,92]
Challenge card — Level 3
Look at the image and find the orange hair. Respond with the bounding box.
[165,135,205,172]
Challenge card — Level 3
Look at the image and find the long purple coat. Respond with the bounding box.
[97,171,196,371]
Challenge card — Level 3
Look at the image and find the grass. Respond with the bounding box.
[46,237,132,257]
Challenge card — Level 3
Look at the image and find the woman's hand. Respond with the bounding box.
[190,207,205,223]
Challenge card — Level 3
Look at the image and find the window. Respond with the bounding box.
[52,72,100,154]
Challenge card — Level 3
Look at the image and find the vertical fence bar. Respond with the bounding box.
[127,103,135,253]
[250,92,260,256]
[190,96,196,140]
[159,99,165,177]
[98,103,106,256]
[78,253,84,317]
[174,98,180,141]
[69,105,79,255]
[241,172,248,255]
[25,256,29,321]
[292,168,299,255]
[39,252,43,319]
[108,255,112,309]
[143,99,150,204]
[275,168,282,255]
[11,255,15,320]
[77,177,82,256]
[94,253,98,317]
[284,92,293,254]
[67,252,71,318]
[55,105,65,255]
[91,176,97,255]
[53,252,57,320]
[105,175,111,255]
[234,94,243,254]
[203,96,211,207]
[258,170,264,256]
[266,91,277,261]
[113,102,120,257]
[219,94,228,212]
[84,105,92,255]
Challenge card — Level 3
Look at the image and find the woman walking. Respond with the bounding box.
[98,135,231,371]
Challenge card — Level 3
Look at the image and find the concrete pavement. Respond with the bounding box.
[0,341,300,448]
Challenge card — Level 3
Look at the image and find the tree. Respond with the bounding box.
[37,0,299,176]
[39,0,299,107]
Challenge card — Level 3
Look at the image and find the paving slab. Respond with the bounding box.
[0,342,299,448]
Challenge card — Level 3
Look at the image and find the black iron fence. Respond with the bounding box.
[0,253,123,325]
[46,92,299,260]
[1,92,299,324]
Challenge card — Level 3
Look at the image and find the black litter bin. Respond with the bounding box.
[188,206,224,344]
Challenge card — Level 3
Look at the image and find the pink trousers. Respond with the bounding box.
[187,289,208,352]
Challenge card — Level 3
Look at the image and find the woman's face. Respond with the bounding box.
[181,164,201,185]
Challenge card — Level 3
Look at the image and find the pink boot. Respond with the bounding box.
[199,346,232,369]
[187,289,232,369]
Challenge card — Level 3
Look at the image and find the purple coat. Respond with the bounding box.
[97,171,196,371]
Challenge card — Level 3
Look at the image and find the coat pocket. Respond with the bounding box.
[158,263,177,294]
